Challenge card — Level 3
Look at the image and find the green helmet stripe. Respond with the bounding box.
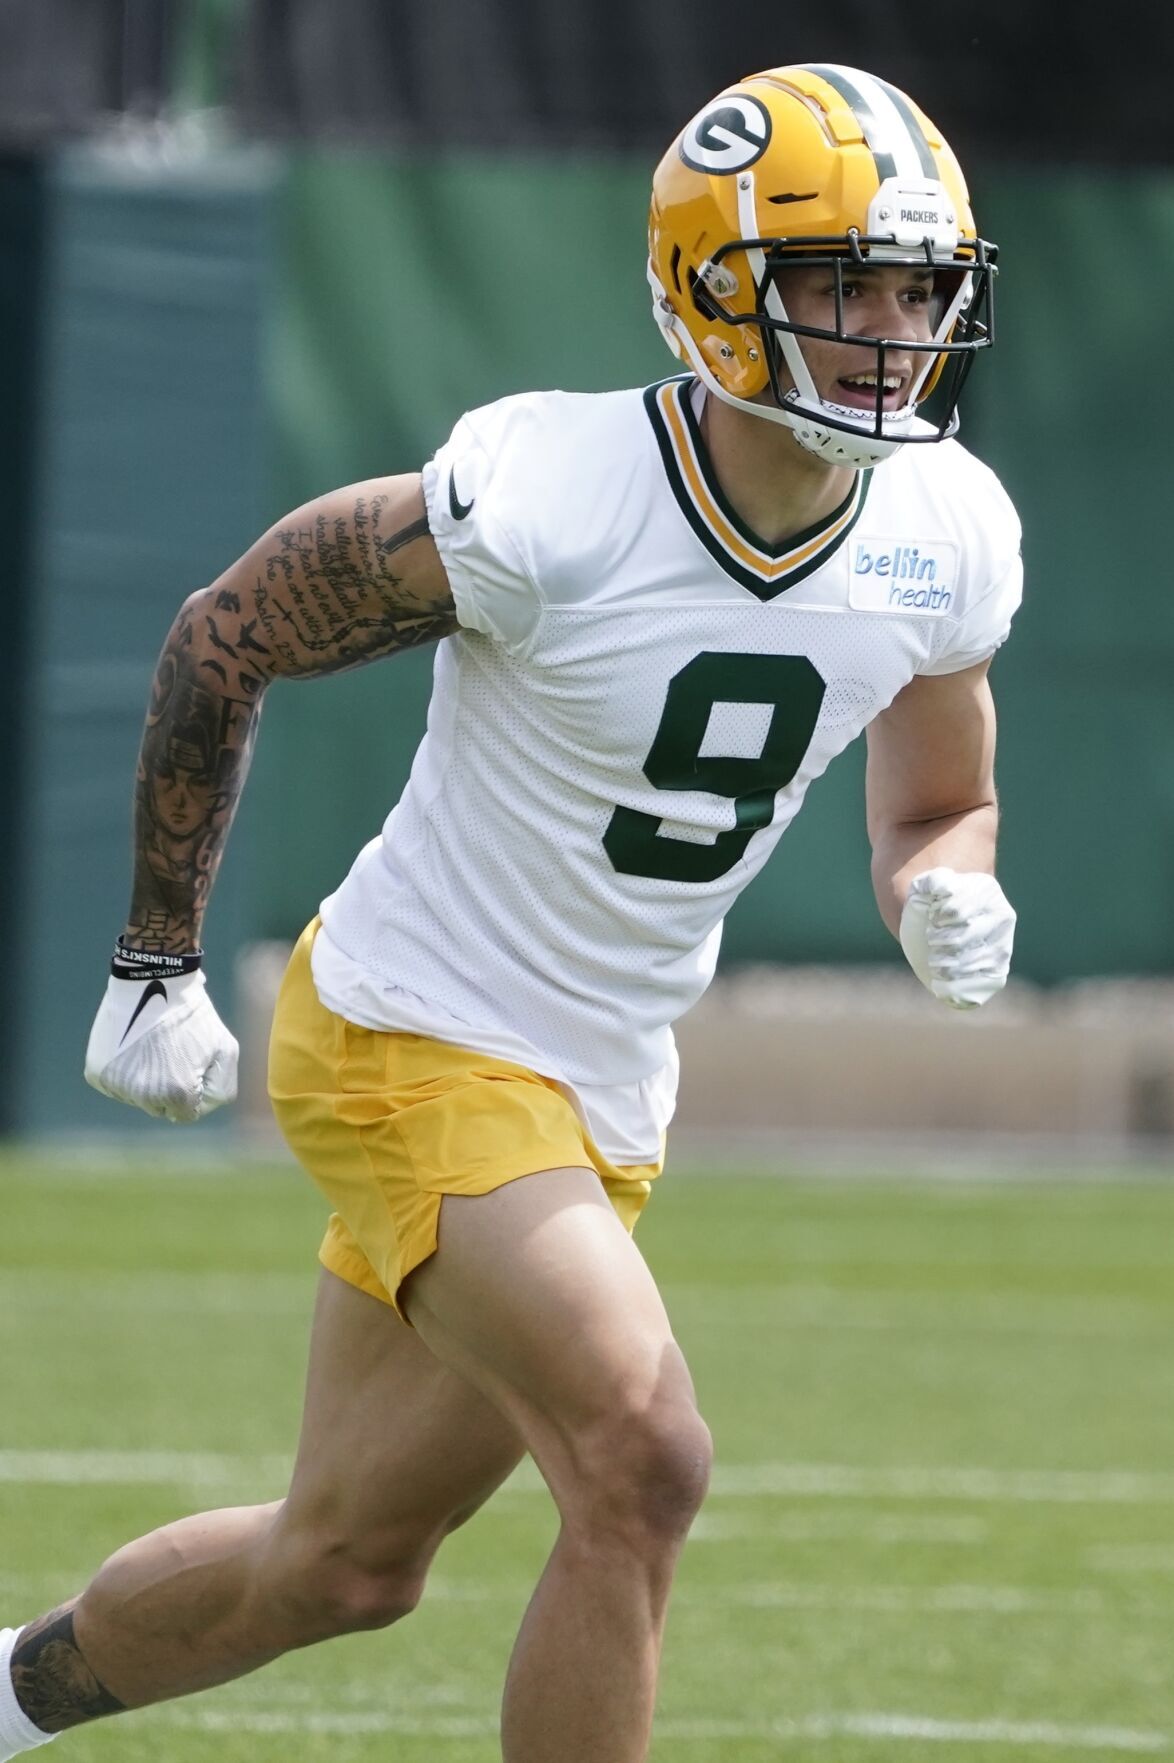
[803,63,898,182]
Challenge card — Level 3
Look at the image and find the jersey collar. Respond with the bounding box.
[644,376,872,601]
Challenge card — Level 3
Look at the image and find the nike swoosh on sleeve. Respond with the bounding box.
[448,468,475,521]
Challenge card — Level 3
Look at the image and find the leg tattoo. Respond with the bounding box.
[11,1604,125,1734]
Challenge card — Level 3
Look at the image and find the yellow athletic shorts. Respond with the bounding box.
[267,921,662,1320]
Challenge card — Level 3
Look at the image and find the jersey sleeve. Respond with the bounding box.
[920,554,1023,675]
[920,466,1023,676]
[421,400,545,652]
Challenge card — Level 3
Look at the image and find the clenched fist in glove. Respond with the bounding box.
[84,941,238,1122]
[899,867,1016,1010]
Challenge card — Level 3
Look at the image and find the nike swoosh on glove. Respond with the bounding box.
[84,969,239,1122]
[898,867,1016,1010]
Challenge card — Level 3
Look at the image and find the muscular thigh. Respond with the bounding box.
[403,1167,705,1514]
[280,1269,525,1563]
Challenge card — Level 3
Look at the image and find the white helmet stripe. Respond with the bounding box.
[736,169,821,408]
[874,76,941,179]
[803,64,931,184]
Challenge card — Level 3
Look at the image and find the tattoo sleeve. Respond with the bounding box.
[11,1602,125,1734]
[124,477,454,952]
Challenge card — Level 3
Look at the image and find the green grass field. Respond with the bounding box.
[2,1150,1173,1761]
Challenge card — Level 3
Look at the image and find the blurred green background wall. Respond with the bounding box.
[0,145,275,1135]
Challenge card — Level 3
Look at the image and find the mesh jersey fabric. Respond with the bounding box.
[314,378,1022,1139]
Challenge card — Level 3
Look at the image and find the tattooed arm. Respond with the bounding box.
[125,475,453,954]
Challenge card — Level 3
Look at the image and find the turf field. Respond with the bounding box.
[2,1150,1173,1762]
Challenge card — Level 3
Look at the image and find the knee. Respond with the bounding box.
[572,1400,713,1548]
[311,1557,427,1635]
[264,1521,432,1640]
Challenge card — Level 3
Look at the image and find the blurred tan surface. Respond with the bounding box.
[236,945,1174,1157]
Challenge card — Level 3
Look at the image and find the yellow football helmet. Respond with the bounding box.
[648,63,996,467]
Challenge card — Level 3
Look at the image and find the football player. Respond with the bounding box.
[1,64,1019,1763]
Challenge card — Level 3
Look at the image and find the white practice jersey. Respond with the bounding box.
[315,377,1021,1156]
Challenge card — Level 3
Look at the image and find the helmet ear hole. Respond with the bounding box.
[669,244,683,293]
[663,258,774,401]
[686,267,719,323]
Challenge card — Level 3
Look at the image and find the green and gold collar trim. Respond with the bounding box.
[644,376,872,601]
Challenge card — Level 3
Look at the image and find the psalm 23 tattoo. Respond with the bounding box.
[125,485,453,953]
[252,500,446,671]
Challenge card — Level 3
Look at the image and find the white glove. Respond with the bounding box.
[899,867,1016,1010]
[85,965,238,1123]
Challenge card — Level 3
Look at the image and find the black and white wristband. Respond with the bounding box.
[111,938,203,981]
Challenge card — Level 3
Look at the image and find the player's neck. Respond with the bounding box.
[698,390,859,549]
